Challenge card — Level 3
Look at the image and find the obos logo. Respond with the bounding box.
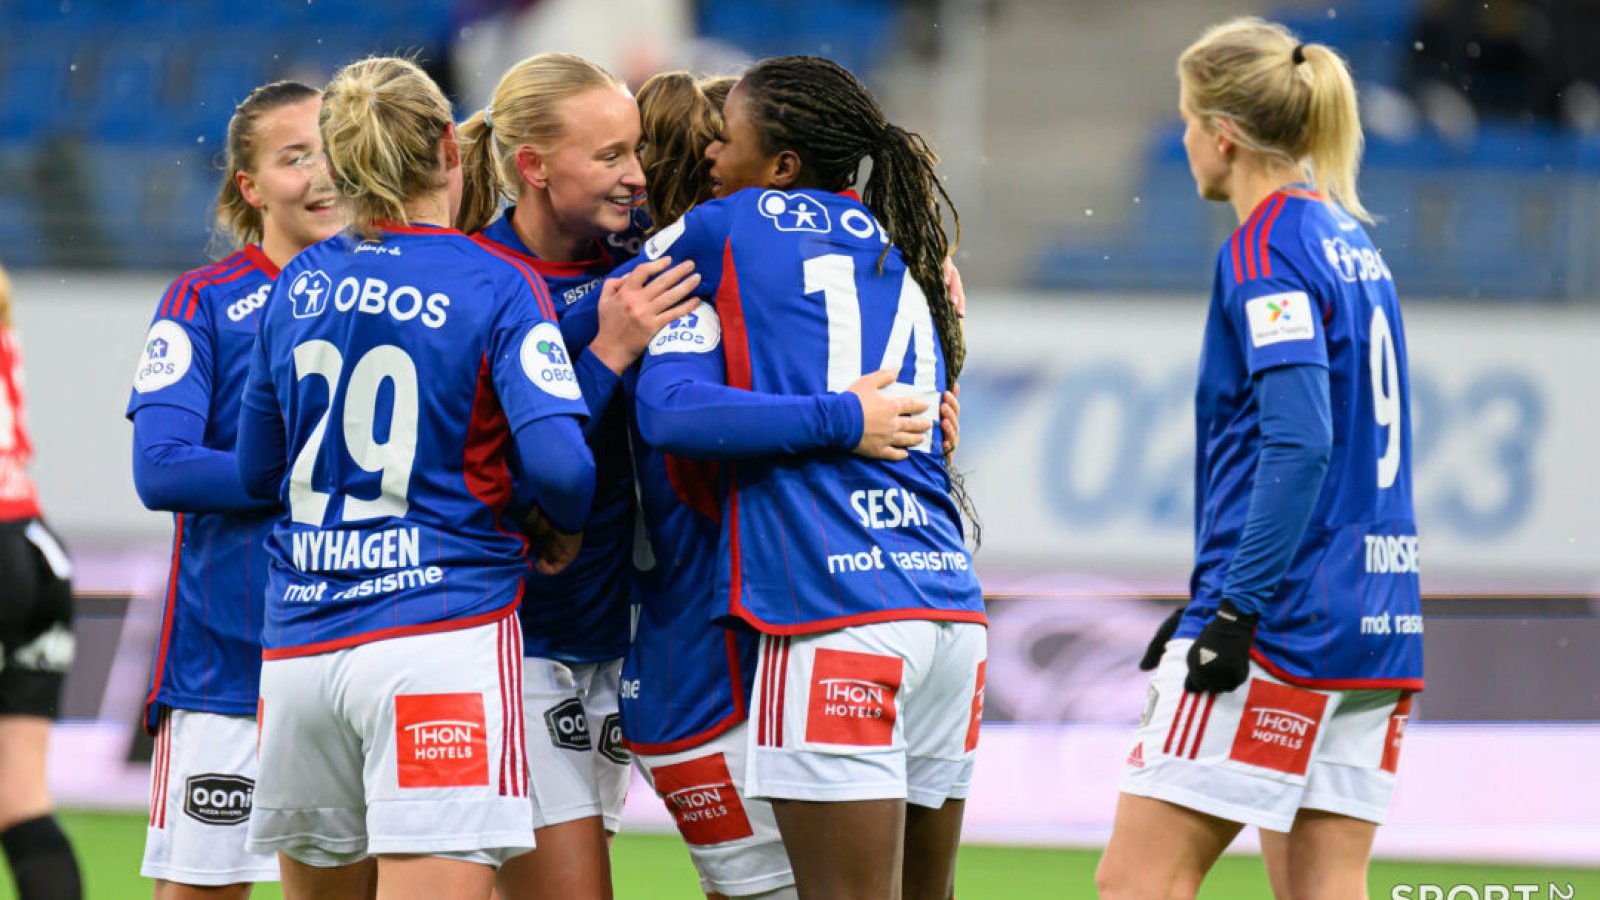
[521,322,582,400]
[758,190,831,233]
[226,284,271,322]
[183,774,254,826]
[647,302,720,356]
[544,698,592,752]
[1321,237,1391,283]
[132,319,193,393]
[289,269,333,318]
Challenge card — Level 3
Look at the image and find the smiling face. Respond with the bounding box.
[705,82,783,199]
[529,86,646,241]
[237,97,343,252]
[1180,83,1231,203]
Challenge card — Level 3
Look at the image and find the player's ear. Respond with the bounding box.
[770,149,802,189]
[441,122,461,171]
[1213,117,1236,158]
[237,169,264,209]
[515,145,549,190]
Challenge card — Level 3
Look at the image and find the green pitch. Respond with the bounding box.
[7,811,1597,898]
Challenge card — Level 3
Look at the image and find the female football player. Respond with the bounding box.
[454,52,700,900]
[127,80,343,899]
[629,56,983,900]
[0,261,82,900]
[236,56,595,900]
[1096,18,1422,900]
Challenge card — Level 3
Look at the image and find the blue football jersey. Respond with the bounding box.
[126,245,279,728]
[618,340,758,752]
[474,209,641,663]
[1176,187,1423,689]
[637,189,984,634]
[241,223,588,658]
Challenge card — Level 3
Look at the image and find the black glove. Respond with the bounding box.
[1139,607,1185,671]
[1183,599,1258,693]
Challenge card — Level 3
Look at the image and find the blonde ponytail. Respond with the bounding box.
[454,53,624,234]
[321,57,453,239]
[1179,16,1371,223]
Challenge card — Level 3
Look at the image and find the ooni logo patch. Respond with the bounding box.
[183,774,254,826]
[132,320,193,393]
[544,698,592,752]
[647,302,721,356]
[520,322,582,400]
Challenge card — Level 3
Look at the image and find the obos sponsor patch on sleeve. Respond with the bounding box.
[1244,291,1316,348]
[132,319,194,393]
[520,322,583,400]
[647,302,721,356]
[643,216,686,260]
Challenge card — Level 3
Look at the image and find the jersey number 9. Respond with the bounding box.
[1370,306,1402,490]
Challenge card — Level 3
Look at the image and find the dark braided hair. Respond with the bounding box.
[738,56,977,542]
[741,56,964,379]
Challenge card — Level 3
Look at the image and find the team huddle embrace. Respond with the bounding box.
[118,14,1421,900]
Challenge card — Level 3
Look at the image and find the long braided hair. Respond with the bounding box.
[737,56,976,540]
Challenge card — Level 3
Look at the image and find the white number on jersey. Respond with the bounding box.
[288,341,420,525]
[1369,306,1402,490]
[804,253,938,453]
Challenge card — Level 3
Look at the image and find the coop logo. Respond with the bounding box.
[652,753,754,845]
[758,190,832,233]
[226,284,271,322]
[183,774,254,826]
[132,319,193,393]
[806,649,902,746]
[648,302,721,356]
[597,712,629,765]
[1321,237,1392,283]
[520,322,582,400]
[395,693,489,788]
[1228,680,1328,776]
[1391,885,1573,899]
[544,698,592,752]
[289,269,332,318]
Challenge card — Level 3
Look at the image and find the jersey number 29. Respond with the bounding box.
[288,341,418,525]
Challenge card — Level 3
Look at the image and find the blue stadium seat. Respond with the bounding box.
[89,41,177,144]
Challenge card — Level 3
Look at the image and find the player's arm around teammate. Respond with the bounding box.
[453,53,703,900]
[125,81,344,900]
[234,57,595,900]
[1097,19,1422,900]
[0,263,83,900]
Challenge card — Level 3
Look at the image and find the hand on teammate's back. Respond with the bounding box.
[591,256,701,373]
[848,370,932,461]
[940,383,961,455]
[1139,607,1185,671]
[522,506,584,575]
[1183,600,1258,693]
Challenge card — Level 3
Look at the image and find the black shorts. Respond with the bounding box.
[0,518,74,719]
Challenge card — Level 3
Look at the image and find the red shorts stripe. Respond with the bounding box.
[1164,692,1191,755]
[496,619,510,796]
[1175,691,1201,757]
[772,637,790,749]
[1189,694,1218,760]
[511,626,526,797]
